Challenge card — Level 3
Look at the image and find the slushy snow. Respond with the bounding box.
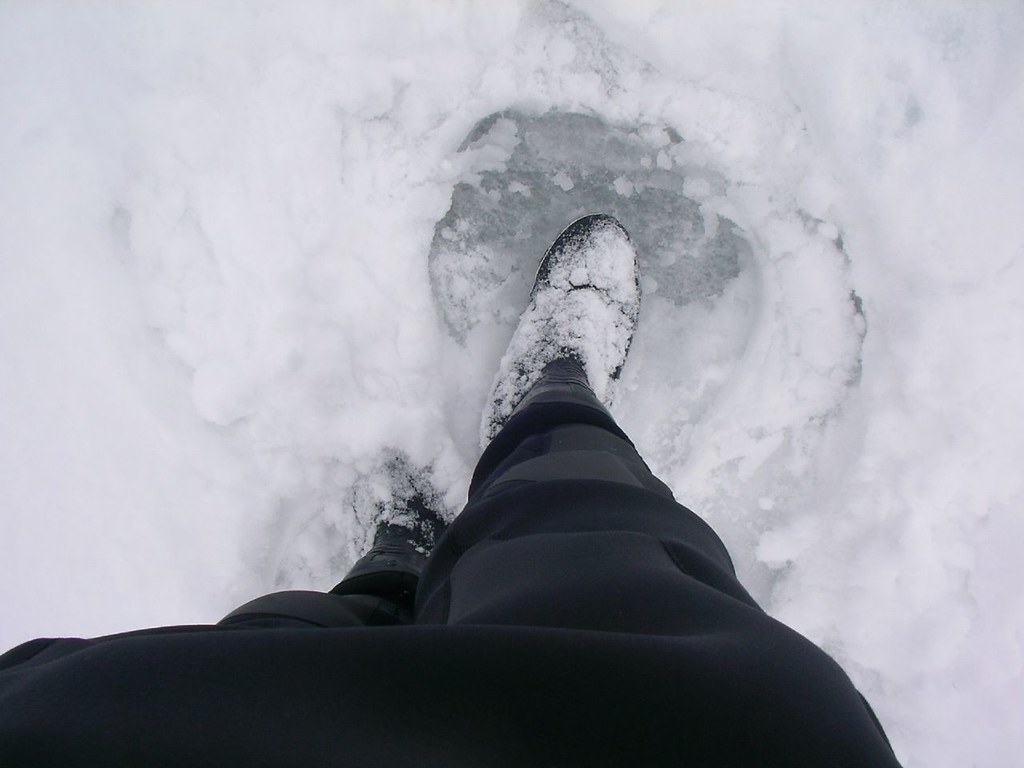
[2,3,1023,767]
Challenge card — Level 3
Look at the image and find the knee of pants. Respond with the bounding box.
[219,590,410,628]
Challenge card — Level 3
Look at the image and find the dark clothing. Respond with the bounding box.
[0,365,901,767]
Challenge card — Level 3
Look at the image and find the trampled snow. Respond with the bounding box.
[1,2,1022,766]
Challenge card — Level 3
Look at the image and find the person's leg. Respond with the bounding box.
[221,498,446,629]
[416,357,754,628]
[418,214,750,627]
[415,215,896,760]
[470,357,673,501]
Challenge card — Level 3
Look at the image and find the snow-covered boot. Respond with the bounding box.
[480,214,640,443]
[330,492,447,607]
[331,454,448,607]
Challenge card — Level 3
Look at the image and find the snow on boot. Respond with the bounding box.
[331,454,448,605]
[330,493,447,605]
[480,213,640,444]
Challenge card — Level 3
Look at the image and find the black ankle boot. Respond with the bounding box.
[330,496,447,608]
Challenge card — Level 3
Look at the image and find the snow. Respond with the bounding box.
[2,1,1022,765]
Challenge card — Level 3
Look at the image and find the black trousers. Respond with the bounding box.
[0,362,902,766]
[417,359,757,629]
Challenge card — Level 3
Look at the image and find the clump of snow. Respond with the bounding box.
[551,170,575,191]
[612,176,634,196]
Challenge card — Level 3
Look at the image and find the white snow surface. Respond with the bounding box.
[2,2,1022,765]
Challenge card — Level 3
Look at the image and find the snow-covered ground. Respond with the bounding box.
[2,2,1021,765]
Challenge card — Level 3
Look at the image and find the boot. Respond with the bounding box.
[330,493,447,607]
[481,214,640,443]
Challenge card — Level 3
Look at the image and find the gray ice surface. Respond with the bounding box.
[429,110,752,341]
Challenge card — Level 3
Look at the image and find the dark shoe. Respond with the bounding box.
[331,482,447,607]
